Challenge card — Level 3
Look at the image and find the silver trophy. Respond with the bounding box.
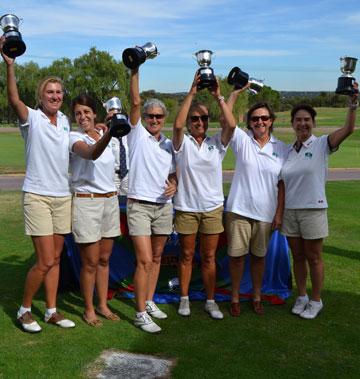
[103,97,130,138]
[122,42,159,69]
[335,56,358,95]
[195,50,216,90]
[248,78,264,95]
[0,14,26,58]
[103,97,122,113]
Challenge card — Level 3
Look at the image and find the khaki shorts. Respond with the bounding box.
[281,208,328,239]
[72,195,120,243]
[225,212,272,257]
[127,199,173,236]
[174,206,224,235]
[23,192,71,236]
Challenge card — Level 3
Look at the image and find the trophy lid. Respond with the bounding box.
[103,97,122,112]
[0,14,21,31]
[340,56,358,75]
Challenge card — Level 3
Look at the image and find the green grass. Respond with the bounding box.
[0,183,359,378]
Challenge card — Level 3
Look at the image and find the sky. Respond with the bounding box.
[1,0,360,93]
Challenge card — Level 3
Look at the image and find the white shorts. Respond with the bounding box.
[72,195,120,243]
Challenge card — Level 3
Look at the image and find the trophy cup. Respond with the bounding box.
[227,67,264,95]
[335,56,358,95]
[195,50,216,90]
[0,14,26,58]
[122,42,159,69]
[103,97,131,137]
[248,78,264,95]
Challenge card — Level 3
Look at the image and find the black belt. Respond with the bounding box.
[129,198,162,205]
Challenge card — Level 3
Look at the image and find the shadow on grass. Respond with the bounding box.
[323,244,360,261]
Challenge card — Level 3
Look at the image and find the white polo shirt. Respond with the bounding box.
[281,134,334,209]
[127,119,175,203]
[19,107,71,196]
[226,127,288,223]
[173,133,226,212]
[69,131,116,194]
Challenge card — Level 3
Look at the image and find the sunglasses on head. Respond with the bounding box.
[250,115,271,122]
[145,113,165,120]
[190,115,209,122]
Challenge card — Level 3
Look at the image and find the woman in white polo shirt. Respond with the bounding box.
[1,37,75,333]
[173,73,236,319]
[128,67,177,333]
[69,94,121,326]
[281,89,358,320]
[224,96,288,317]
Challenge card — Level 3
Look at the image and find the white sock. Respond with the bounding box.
[299,295,309,300]
[45,307,56,317]
[206,299,215,304]
[180,296,189,301]
[18,306,31,318]
[136,311,147,317]
[145,300,153,305]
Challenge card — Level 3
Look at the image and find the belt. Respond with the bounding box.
[129,198,162,206]
[74,192,117,198]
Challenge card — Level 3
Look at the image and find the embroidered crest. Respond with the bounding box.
[305,152,313,159]
[208,145,215,151]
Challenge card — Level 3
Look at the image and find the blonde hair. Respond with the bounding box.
[36,76,64,108]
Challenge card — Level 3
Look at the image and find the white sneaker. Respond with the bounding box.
[134,313,161,333]
[44,312,75,328]
[205,301,224,320]
[145,301,168,319]
[291,295,309,315]
[300,300,323,319]
[178,298,190,317]
[17,311,42,333]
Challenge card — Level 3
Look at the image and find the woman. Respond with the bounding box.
[281,87,358,319]
[1,37,75,332]
[70,94,121,326]
[224,94,288,316]
[128,67,177,333]
[173,73,236,319]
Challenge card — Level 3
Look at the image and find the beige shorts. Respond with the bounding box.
[127,199,173,236]
[23,192,71,236]
[281,208,328,239]
[72,195,120,243]
[174,206,224,235]
[225,212,272,257]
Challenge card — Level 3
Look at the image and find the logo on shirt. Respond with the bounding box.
[63,127,69,132]
[272,152,279,158]
[208,145,215,151]
[305,152,313,159]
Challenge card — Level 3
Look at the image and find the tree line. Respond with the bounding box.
[0,47,348,125]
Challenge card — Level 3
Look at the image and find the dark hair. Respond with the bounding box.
[291,104,317,123]
[246,102,276,132]
[71,94,97,116]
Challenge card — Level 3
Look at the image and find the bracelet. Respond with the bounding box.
[217,95,225,103]
[348,101,358,111]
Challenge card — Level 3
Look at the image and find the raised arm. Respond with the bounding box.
[72,130,113,161]
[172,73,199,150]
[208,79,236,146]
[328,83,358,149]
[0,36,28,123]
[129,68,141,126]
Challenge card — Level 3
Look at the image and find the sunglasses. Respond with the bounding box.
[250,115,271,122]
[145,114,165,120]
[190,115,209,122]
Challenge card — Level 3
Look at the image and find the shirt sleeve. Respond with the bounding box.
[69,132,85,152]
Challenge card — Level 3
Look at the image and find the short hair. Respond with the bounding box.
[71,94,97,116]
[246,101,276,133]
[142,98,168,117]
[291,104,317,123]
[36,76,64,107]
